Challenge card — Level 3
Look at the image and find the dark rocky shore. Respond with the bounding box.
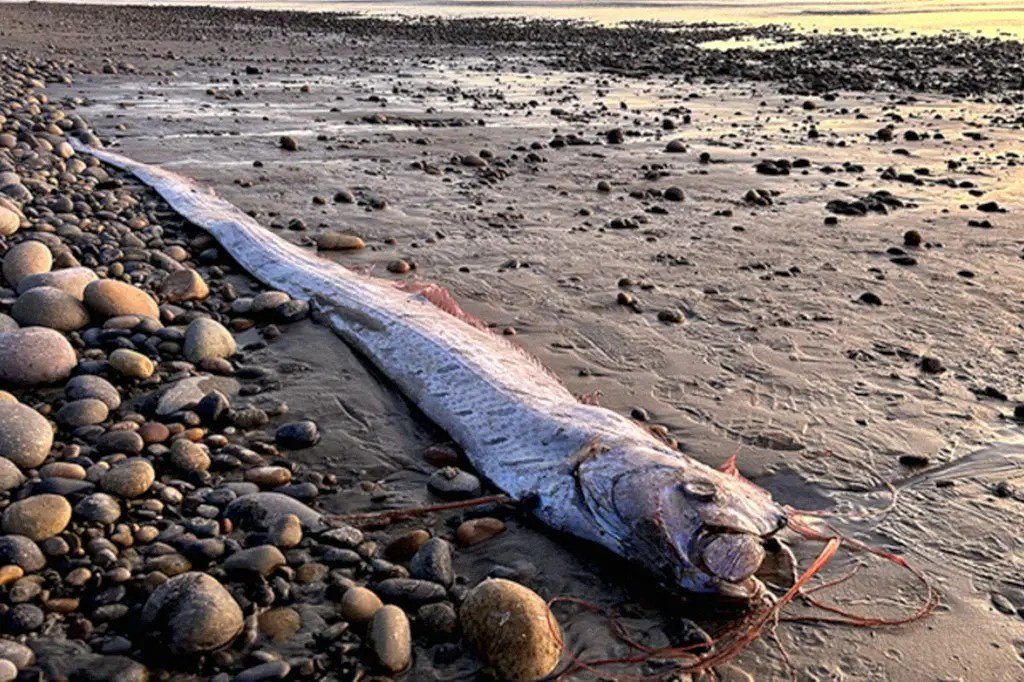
[0,2,1024,681]
[0,49,570,681]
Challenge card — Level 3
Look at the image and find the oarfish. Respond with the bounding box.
[71,139,788,599]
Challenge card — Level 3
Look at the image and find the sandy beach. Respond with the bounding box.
[0,2,1023,679]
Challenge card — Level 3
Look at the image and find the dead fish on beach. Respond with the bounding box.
[71,139,789,600]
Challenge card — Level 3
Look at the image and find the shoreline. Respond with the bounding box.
[1,1,1024,679]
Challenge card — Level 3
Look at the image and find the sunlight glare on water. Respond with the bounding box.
[23,0,1024,36]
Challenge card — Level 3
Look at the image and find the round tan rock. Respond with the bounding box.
[83,279,159,319]
[314,233,365,250]
[2,494,72,540]
[460,579,562,681]
[161,268,209,303]
[0,328,76,386]
[0,402,52,469]
[340,586,383,623]
[141,572,243,654]
[100,457,155,498]
[457,517,507,547]
[368,605,411,673]
[183,317,236,364]
[108,348,154,379]
[2,241,51,287]
[12,286,90,331]
[169,439,210,472]
[244,466,291,487]
[0,205,20,237]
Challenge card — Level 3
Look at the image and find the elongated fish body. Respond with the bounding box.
[72,139,788,597]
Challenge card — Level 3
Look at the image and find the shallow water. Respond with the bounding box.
[12,0,1024,36]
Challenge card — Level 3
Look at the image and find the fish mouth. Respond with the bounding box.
[689,527,777,599]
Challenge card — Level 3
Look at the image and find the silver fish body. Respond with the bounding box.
[72,139,787,597]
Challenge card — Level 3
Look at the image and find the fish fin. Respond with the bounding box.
[395,278,572,392]
[578,391,602,406]
[393,280,490,331]
[718,454,740,477]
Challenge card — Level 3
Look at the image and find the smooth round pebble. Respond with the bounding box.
[2,494,72,540]
[3,241,51,287]
[108,348,154,379]
[141,572,243,654]
[368,605,411,673]
[11,286,89,331]
[0,402,52,469]
[84,279,159,319]
[183,317,236,363]
[0,328,76,385]
[460,578,562,681]
[101,457,155,498]
[340,586,383,622]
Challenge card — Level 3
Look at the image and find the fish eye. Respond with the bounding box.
[680,480,718,502]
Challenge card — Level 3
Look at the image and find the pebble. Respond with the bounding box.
[100,457,155,498]
[66,375,121,410]
[224,545,286,576]
[375,578,447,607]
[417,602,459,639]
[0,401,53,469]
[3,241,52,286]
[267,513,302,548]
[275,420,319,448]
[0,458,25,491]
[368,605,411,673]
[5,604,44,634]
[410,537,454,587]
[170,439,211,472]
[0,640,34,670]
[83,279,159,319]
[161,268,209,302]
[11,286,90,331]
[74,493,121,524]
[234,660,291,681]
[55,398,109,428]
[2,494,72,540]
[0,536,45,572]
[313,232,365,250]
[0,204,20,236]
[107,348,154,379]
[456,517,507,546]
[340,586,383,622]
[257,606,301,642]
[0,327,76,385]
[224,492,323,531]
[427,466,482,499]
[460,578,562,681]
[245,466,292,487]
[16,266,97,299]
[184,317,236,363]
[385,529,430,561]
[141,572,243,654]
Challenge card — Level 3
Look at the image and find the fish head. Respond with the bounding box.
[604,446,788,599]
[659,469,788,598]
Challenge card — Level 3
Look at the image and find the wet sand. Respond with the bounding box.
[4,2,1024,678]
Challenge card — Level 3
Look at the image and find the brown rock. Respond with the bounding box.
[457,517,507,547]
[84,279,159,319]
[460,579,562,681]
